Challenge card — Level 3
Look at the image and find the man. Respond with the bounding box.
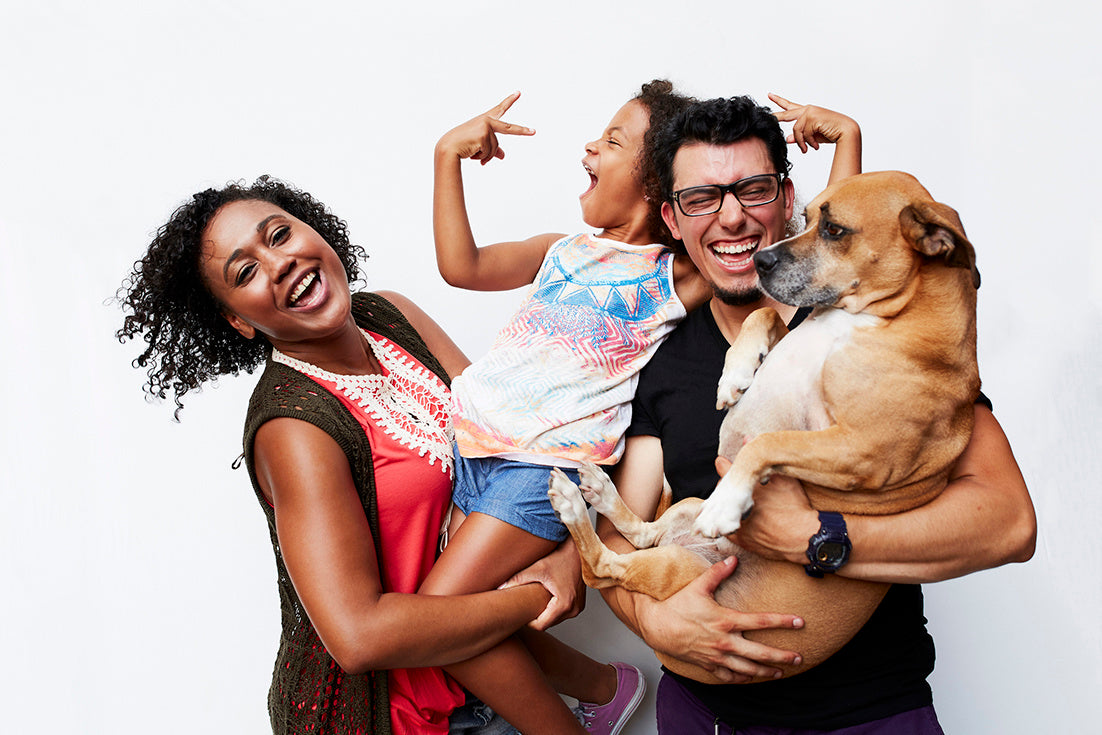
[599,96,1036,734]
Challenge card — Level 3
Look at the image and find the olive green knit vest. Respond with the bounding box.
[241,292,451,735]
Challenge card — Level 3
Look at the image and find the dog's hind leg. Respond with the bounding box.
[576,463,707,549]
[549,468,707,594]
[548,468,619,589]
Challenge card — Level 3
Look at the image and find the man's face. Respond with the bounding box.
[661,139,794,305]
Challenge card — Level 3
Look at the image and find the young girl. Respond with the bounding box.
[423,82,863,734]
[424,81,700,735]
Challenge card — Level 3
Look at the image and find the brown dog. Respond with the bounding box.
[548,171,980,684]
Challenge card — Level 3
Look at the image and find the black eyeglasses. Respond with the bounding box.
[671,173,786,217]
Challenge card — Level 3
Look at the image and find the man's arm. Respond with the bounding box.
[597,435,805,683]
[735,404,1037,583]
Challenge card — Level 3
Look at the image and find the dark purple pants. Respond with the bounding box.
[655,674,945,735]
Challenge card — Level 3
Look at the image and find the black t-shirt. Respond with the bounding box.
[627,304,936,729]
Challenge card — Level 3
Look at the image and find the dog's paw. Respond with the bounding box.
[716,357,763,409]
[716,342,768,409]
[548,468,587,525]
[693,479,755,538]
[577,462,618,516]
[693,498,745,538]
[715,371,752,410]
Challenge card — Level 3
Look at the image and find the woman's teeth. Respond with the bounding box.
[289,272,316,305]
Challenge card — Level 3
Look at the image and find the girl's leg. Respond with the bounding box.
[422,510,556,593]
[518,628,617,705]
[421,512,586,733]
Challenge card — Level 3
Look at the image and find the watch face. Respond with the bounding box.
[815,541,847,565]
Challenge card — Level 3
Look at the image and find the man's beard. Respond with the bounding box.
[714,283,764,307]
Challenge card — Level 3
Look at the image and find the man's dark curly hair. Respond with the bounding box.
[115,176,366,418]
[652,95,792,205]
[631,80,696,249]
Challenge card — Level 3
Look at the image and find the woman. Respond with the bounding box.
[115,177,595,734]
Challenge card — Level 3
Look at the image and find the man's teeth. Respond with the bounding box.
[290,272,316,304]
[713,241,758,256]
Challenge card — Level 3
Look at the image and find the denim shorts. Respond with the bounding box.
[449,696,521,734]
[451,450,577,542]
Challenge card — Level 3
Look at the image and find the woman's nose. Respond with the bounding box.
[260,248,296,284]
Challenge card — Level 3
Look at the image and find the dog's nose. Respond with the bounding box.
[754,249,779,274]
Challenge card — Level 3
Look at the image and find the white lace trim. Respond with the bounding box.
[272,331,454,475]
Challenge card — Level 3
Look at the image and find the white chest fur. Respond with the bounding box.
[721,308,882,449]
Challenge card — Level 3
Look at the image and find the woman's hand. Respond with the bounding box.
[501,539,586,630]
[435,91,535,165]
[634,557,804,682]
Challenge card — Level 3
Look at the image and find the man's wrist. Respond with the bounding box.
[788,508,822,564]
[804,511,852,577]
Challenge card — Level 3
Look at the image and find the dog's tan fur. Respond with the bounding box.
[549,172,980,684]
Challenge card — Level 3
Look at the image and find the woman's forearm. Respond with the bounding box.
[331,584,550,674]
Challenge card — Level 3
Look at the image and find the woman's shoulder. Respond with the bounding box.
[351,291,406,326]
[242,360,363,470]
[355,291,459,384]
[246,360,341,425]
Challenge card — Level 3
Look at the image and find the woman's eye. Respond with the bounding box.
[235,263,255,286]
[272,226,290,245]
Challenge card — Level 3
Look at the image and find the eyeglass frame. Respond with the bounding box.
[670,173,788,217]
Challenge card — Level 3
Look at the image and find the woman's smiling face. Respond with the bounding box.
[199,199,353,348]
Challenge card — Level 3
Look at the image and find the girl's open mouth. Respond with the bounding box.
[581,162,598,195]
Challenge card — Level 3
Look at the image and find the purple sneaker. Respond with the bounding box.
[576,662,646,735]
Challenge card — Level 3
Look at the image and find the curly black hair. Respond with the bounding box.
[115,176,367,418]
[631,80,696,249]
[651,95,792,206]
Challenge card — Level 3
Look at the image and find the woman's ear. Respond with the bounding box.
[223,311,256,340]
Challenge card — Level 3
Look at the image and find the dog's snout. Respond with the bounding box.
[754,248,780,274]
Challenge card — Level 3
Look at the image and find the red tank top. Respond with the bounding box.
[274,331,464,734]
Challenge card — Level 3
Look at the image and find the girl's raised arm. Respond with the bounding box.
[769,93,862,186]
[433,92,562,291]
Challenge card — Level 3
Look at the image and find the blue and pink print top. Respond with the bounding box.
[451,232,687,466]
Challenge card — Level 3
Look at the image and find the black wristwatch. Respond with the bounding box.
[805,511,852,578]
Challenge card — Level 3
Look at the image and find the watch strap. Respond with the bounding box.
[804,510,850,578]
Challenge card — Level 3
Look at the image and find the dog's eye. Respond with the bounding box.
[821,221,847,240]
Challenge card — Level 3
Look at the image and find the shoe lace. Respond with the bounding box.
[575,702,599,728]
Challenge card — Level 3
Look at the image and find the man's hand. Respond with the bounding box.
[500,539,585,630]
[716,457,818,565]
[636,557,804,683]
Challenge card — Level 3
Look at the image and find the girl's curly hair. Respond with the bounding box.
[632,80,696,250]
[115,176,366,418]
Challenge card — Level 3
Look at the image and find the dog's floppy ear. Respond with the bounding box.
[899,201,981,289]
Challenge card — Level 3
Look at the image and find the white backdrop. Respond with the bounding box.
[2,1,1099,733]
